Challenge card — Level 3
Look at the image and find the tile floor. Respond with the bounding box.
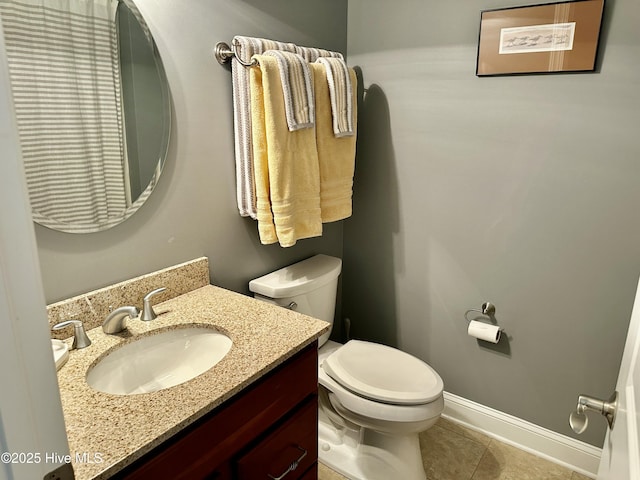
[317,418,593,480]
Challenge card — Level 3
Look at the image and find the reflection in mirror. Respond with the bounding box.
[0,0,171,233]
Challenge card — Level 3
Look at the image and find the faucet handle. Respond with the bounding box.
[52,320,91,349]
[141,287,167,321]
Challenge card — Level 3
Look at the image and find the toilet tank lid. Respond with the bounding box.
[249,254,342,298]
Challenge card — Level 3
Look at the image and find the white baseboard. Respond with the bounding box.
[442,392,602,478]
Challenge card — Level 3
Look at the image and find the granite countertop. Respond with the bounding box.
[56,284,329,480]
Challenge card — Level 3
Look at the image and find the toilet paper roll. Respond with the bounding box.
[468,320,502,344]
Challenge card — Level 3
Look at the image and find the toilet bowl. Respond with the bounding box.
[249,255,444,480]
[318,340,443,480]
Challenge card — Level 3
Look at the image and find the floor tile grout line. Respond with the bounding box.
[469,438,493,480]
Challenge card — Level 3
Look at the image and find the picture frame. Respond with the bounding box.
[476,0,605,76]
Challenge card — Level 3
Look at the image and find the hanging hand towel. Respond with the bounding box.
[263,50,314,131]
[231,36,297,219]
[230,36,345,220]
[310,64,358,222]
[250,54,323,247]
[295,46,344,63]
[315,57,355,137]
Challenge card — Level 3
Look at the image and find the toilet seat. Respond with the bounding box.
[318,340,444,423]
[319,367,443,423]
[322,340,443,405]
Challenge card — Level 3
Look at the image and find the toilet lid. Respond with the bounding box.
[322,340,443,405]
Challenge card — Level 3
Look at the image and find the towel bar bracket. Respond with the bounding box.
[214,41,234,65]
[214,41,257,67]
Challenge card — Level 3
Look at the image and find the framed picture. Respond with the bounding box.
[476,0,605,76]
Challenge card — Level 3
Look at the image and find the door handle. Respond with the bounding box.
[569,391,618,434]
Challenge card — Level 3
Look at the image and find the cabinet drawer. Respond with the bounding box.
[236,399,317,480]
[204,462,231,480]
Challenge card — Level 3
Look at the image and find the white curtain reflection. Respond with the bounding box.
[0,0,129,231]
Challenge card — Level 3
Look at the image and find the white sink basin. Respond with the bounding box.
[86,326,232,395]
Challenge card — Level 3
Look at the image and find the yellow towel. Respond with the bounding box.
[311,64,358,222]
[250,55,323,247]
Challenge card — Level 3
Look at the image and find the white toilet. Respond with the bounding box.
[249,254,444,480]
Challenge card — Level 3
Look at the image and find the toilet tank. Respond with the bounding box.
[249,255,342,347]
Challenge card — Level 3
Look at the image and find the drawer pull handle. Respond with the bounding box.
[267,446,307,480]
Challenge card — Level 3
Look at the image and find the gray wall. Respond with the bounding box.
[344,0,640,447]
[34,0,348,303]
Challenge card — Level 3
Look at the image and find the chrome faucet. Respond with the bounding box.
[102,306,140,334]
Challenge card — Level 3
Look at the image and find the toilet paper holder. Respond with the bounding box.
[465,302,503,343]
[464,302,496,323]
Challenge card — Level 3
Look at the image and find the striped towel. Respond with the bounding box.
[295,46,344,63]
[231,36,297,219]
[315,57,355,137]
[230,35,345,219]
[0,0,126,232]
[262,51,314,132]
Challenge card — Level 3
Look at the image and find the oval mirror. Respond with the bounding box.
[0,0,171,233]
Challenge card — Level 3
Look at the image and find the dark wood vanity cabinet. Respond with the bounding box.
[115,341,319,480]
